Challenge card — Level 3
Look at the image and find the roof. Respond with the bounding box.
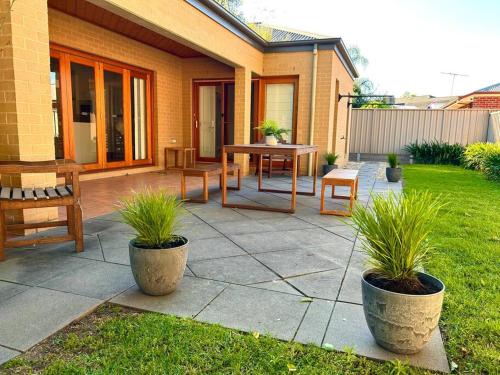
[396,95,458,109]
[248,22,330,42]
[188,0,358,79]
[477,82,500,93]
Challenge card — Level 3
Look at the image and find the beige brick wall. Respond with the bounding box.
[0,0,57,225]
[234,67,252,173]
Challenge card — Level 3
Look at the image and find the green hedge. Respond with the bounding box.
[463,142,500,181]
[403,140,464,165]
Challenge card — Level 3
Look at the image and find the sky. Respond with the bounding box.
[240,0,500,98]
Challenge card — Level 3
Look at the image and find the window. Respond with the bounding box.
[49,45,153,170]
[259,77,298,144]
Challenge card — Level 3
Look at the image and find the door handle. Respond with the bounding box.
[195,120,198,128]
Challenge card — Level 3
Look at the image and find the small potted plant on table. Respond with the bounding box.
[322,152,339,175]
[119,188,188,296]
[352,191,446,354]
[255,119,290,146]
[386,153,401,182]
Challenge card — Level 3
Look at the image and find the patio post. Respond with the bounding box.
[233,67,252,175]
[0,0,57,230]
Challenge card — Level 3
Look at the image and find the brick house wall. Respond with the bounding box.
[471,95,500,109]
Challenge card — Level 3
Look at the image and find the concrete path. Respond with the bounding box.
[0,162,449,372]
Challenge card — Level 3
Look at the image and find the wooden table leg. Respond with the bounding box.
[320,180,326,213]
[290,151,298,212]
[164,148,168,171]
[174,150,179,168]
[181,173,186,199]
[312,151,318,196]
[258,154,263,191]
[182,150,187,169]
[203,172,209,202]
[221,149,227,205]
[268,154,272,178]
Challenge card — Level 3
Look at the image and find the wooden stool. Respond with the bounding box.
[181,163,240,203]
[320,169,359,216]
[165,146,196,170]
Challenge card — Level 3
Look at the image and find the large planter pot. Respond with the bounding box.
[129,237,188,296]
[265,135,278,146]
[386,167,401,182]
[361,270,445,354]
[322,164,338,175]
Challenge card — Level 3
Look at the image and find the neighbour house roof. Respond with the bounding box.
[247,22,330,42]
[395,95,458,109]
[444,82,500,109]
[189,0,358,78]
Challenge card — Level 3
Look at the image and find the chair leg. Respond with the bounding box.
[73,203,84,253]
[237,168,241,190]
[268,155,272,178]
[0,210,5,261]
[331,185,335,198]
[320,182,326,212]
[66,205,74,236]
[181,174,186,200]
[203,173,209,202]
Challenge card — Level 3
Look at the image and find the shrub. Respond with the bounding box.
[351,191,444,288]
[254,119,290,140]
[119,188,183,248]
[404,140,464,165]
[387,153,398,168]
[463,142,500,171]
[482,152,500,181]
[324,152,339,165]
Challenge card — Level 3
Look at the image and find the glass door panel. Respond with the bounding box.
[50,57,64,159]
[104,70,125,163]
[70,61,98,165]
[264,83,295,143]
[198,85,221,159]
[131,76,147,160]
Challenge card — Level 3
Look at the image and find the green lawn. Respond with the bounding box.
[403,165,500,373]
[3,165,498,374]
[3,305,420,375]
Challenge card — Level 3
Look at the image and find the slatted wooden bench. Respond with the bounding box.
[181,163,241,203]
[0,160,84,261]
[320,169,359,216]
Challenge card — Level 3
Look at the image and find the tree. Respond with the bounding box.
[214,0,244,20]
[347,46,369,68]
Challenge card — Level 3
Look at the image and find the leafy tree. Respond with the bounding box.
[347,46,369,68]
[214,0,244,20]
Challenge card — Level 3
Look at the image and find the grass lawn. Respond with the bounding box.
[3,304,422,375]
[403,165,499,373]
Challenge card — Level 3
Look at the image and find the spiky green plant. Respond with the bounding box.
[387,153,398,168]
[352,190,444,286]
[324,152,339,165]
[119,188,183,248]
[404,140,464,165]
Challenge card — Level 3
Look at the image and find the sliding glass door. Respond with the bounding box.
[50,45,153,171]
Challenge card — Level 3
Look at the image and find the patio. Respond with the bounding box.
[0,162,448,372]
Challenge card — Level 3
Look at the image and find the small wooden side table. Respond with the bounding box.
[164,146,196,171]
[320,169,359,216]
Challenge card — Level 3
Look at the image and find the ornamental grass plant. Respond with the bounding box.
[119,188,184,248]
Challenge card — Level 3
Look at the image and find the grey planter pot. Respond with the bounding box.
[386,167,401,182]
[322,164,338,175]
[129,237,188,296]
[361,270,445,354]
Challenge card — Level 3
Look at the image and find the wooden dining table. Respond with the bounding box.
[221,144,319,213]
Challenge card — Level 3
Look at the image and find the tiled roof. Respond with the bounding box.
[249,22,330,42]
[477,82,500,92]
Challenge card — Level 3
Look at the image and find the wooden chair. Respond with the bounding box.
[254,140,300,178]
[0,160,84,261]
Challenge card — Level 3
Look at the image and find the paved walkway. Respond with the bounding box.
[0,163,449,372]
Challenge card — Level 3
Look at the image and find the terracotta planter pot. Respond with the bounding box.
[129,237,188,296]
[265,135,277,146]
[322,164,338,175]
[386,167,401,182]
[361,270,445,354]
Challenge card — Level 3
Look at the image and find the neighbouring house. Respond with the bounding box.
[444,83,500,109]
[394,95,458,109]
[0,0,357,225]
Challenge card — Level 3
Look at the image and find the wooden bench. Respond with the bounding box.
[0,160,84,261]
[320,169,359,216]
[181,163,240,203]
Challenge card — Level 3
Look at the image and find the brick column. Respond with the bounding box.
[233,67,252,175]
[0,0,57,226]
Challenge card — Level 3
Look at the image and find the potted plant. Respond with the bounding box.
[255,119,290,145]
[119,188,188,296]
[386,153,401,182]
[322,153,339,175]
[352,191,446,354]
